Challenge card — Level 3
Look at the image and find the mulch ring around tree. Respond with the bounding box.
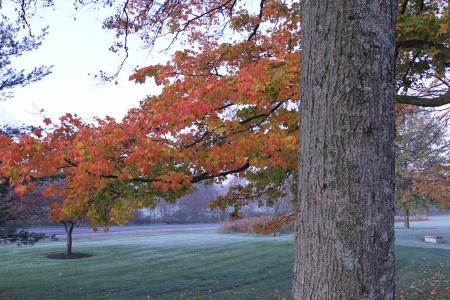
[46,253,94,260]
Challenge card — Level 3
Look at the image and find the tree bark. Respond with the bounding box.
[63,221,74,256]
[294,1,396,299]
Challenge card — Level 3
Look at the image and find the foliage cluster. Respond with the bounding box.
[0,0,448,232]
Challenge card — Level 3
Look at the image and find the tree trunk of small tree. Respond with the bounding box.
[403,207,410,229]
[294,1,397,299]
[63,221,74,256]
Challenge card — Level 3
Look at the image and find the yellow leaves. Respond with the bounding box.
[436,7,448,38]
[436,22,448,38]
[428,47,441,57]
[109,203,135,226]
[214,126,228,135]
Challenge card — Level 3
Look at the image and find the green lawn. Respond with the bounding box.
[0,230,449,299]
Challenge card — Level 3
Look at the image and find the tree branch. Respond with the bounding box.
[192,161,250,183]
[397,39,449,59]
[399,0,409,14]
[396,90,450,107]
[247,0,266,41]
[239,101,283,125]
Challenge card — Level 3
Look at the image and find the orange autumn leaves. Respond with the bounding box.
[1,0,449,228]
[0,3,300,227]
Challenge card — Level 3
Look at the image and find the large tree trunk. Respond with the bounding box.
[63,221,74,256]
[294,1,397,299]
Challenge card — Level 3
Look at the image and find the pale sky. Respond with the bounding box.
[1,2,169,126]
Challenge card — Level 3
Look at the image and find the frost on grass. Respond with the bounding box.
[395,215,450,250]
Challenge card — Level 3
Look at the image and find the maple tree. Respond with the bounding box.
[1,1,447,211]
[112,0,450,209]
[1,0,301,226]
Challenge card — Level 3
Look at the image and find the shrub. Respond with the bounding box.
[219,215,295,235]
[394,214,428,222]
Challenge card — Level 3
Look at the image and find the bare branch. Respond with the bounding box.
[192,160,250,182]
[247,0,266,41]
[239,101,283,125]
[396,90,450,107]
[111,0,130,81]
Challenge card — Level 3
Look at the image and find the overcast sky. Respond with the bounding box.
[1,2,169,126]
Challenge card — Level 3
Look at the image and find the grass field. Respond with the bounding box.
[0,225,449,299]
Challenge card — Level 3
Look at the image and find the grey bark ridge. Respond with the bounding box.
[294,1,397,299]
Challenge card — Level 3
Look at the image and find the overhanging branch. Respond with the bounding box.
[396,91,450,107]
[397,39,449,59]
[192,161,250,183]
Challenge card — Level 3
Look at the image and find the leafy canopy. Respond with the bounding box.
[0,0,449,229]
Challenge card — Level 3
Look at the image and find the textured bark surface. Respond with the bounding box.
[294,1,397,299]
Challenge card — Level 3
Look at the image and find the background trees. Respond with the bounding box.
[0,15,51,100]
[396,0,450,106]
[395,107,449,227]
[0,126,51,244]
[0,4,52,243]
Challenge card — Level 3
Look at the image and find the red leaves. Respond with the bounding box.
[42,186,57,198]
[14,185,27,196]
[129,66,157,83]
[151,172,191,193]
[43,118,52,125]
[33,129,42,138]
[252,214,295,235]
[0,134,12,146]
[49,202,63,222]
[1,1,303,230]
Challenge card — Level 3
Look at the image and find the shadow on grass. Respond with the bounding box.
[46,252,94,260]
